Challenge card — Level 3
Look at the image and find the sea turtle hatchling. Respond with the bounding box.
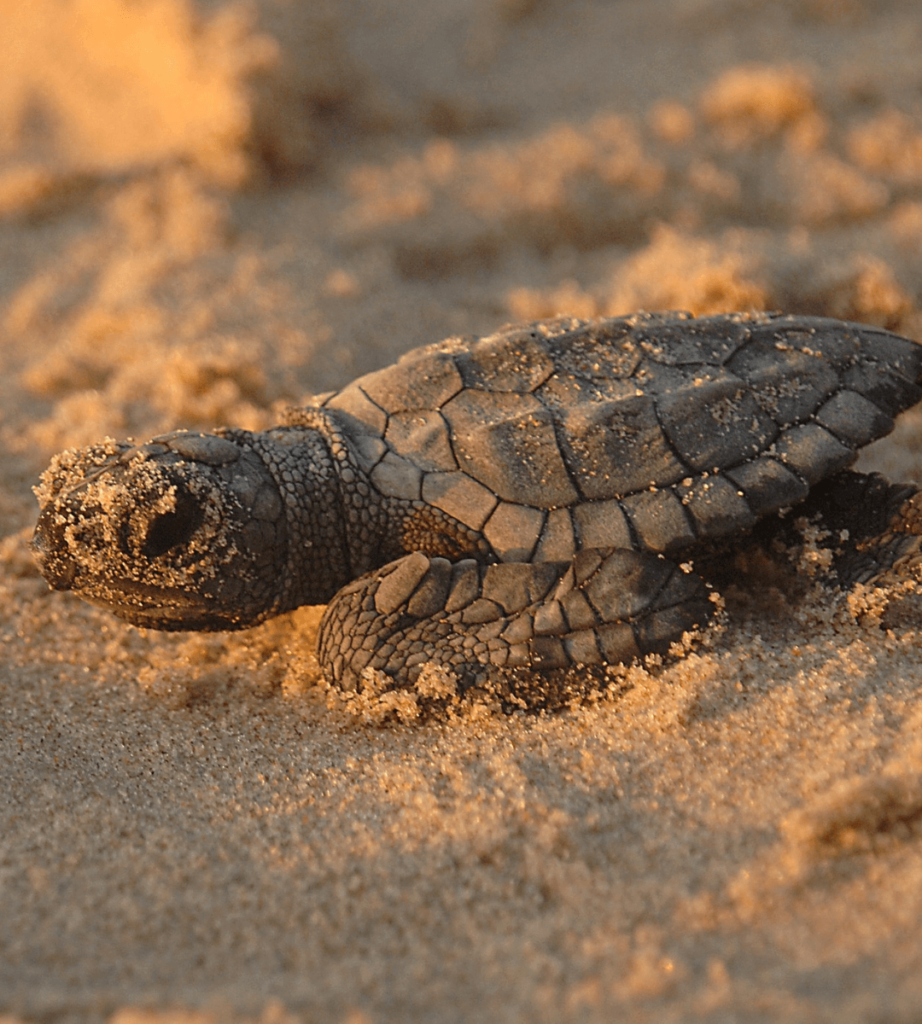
[30,312,922,706]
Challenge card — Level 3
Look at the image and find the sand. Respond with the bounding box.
[4,0,922,1021]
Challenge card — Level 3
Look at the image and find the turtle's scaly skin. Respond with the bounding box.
[31,312,922,704]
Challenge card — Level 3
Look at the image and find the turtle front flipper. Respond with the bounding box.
[318,548,714,708]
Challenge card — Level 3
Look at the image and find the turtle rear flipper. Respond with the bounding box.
[760,471,922,589]
[318,548,714,709]
[820,474,922,592]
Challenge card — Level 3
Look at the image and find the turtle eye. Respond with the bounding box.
[142,489,202,559]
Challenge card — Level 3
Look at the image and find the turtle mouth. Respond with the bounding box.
[31,516,213,623]
[79,579,241,631]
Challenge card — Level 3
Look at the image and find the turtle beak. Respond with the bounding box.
[31,507,78,591]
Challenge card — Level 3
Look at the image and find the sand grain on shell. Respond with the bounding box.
[5,1,922,1022]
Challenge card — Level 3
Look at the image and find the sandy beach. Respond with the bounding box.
[4,1,922,1020]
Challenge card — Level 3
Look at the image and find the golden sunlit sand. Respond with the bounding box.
[3,1,922,1021]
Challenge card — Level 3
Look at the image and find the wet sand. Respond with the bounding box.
[4,1,922,1021]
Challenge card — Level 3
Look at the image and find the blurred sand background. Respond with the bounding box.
[4,0,922,1021]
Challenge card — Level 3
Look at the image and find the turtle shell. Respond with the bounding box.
[316,312,922,558]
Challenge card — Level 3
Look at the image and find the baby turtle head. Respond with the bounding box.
[31,431,287,630]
